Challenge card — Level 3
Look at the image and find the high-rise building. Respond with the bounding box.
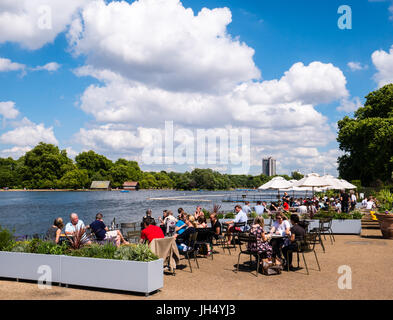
[262,157,276,176]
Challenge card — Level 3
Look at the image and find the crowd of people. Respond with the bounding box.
[44,190,369,274]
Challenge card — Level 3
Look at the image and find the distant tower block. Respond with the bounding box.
[262,157,276,176]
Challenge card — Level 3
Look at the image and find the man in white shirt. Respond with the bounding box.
[366,198,375,210]
[350,192,357,211]
[65,213,91,245]
[297,203,308,215]
[225,205,248,244]
[164,210,178,235]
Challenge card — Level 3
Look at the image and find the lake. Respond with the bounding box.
[0,189,313,236]
[0,190,241,236]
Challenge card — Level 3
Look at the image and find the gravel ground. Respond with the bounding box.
[1,235,392,300]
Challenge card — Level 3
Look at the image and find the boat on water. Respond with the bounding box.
[121,190,130,193]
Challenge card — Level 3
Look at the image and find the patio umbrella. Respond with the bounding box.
[339,179,357,189]
[258,177,293,200]
[321,175,347,190]
[295,173,330,196]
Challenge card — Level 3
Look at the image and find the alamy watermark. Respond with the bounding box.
[37,5,52,30]
[338,265,352,290]
[37,265,52,289]
[338,5,352,30]
[141,121,251,174]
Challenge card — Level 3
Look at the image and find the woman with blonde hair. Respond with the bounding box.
[248,216,273,258]
[45,217,64,244]
[174,215,197,252]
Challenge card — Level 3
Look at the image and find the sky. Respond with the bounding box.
[0,0,393,176]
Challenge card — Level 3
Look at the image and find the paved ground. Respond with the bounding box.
[1,235,392,300]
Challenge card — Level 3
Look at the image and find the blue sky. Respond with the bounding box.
[0,0,393,176]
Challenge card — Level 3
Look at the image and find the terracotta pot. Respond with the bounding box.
[375,213,393,239]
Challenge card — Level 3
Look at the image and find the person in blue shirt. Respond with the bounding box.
[88,213,128,247]
[242,201,252,215]
[175,212,187,235]
[254,201,266,215]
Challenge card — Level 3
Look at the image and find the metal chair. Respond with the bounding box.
[318,218,335,244]
[287,233,321,275]
[179,232,200,273]
[120,223,140,243]
[235,233,262,277]
[195,228,214,260]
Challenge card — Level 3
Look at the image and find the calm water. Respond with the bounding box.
[0,189,312,236]
[0,190,241,236]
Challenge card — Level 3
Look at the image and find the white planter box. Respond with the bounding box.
[0,251,61,282]
[0,251,163,295]
[305,219,361,234]
[61,256,163,294]
[263,219,361,234]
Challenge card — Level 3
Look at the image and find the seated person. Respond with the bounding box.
[283,201,290,212]
[248,216,273,265]
[254,201,265,215]
[224,205,248,245]
[210,213,222,240]
[89,213,128,247]
[65,213,91,245]
[158,210,169,234]
[282,214,305,271]
[269,212,291,263]
[174,215,197,252]
[45,217,64,244]
[197,215,208,228]
[175,212,188,235]
[141,209,155,230]
[140,217,164,244]
[194,206,204,220]
[163,210,177,236]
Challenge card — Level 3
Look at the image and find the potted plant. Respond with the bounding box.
[375,189,393,239]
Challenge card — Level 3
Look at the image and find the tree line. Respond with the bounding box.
[337,83,393,187]
[0,142,303,190]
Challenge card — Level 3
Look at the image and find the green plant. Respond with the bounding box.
[224,212,235,219]
[377,189,393,211]
[249,211,257,218]
[262,213,270,219]
[0,225,15,251]
[114,244,158,262]
[68,243,117,259]
[202,208,210,219]
[217,213,224,219]
[10,241,30,253]
[351,211,364,220]
[333,212,352,220]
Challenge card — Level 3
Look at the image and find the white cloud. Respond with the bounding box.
[0,57,25,72]
[32,62,61,72]
[372,45,393,87]
[0,101,20,119]
[337,97,362,112]
[68,0,260,93]
[68,0,350,175]
[0,146,32,159]
[0,121,58,147]
[347,61,367,71]
[0,0,91,50]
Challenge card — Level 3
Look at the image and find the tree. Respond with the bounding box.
[337,84,393,186]
[75,151,113,179]
[58,169,89,189]
[17,142,74,189]
[291,171,304,180]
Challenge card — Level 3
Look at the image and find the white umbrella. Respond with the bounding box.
[321,175,347,190]
[258,177,293,190]
[339,179,357,189]
[296,173,330,196]
[258,177,293,200]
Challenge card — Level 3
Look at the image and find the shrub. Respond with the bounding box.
[202,208,210,219]
[262,213,270,219]
[68,243,117,259]
[333,212,352,220]
[10,241,30,253]
[249,211,257,218]
[0,225,15,251]
[377,189,393,211]
[217,213,224,219]
[224,212,235,219]
[114,244,158,262]
[351,211,364,220]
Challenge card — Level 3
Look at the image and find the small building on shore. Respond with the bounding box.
[90,181,111,190]
[123,181,140,191]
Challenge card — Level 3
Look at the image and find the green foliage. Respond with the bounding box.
[0,225,15,251]
[337,84,393,186]
[249,211,257,218]
[376,189,393,211]
[217,213,224,219]
[58,168,89,189]
[114,244,158,262]
[75,151,113,179]
[291,171,304,180]
[224,212,235,219]
[68,243,117,259]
